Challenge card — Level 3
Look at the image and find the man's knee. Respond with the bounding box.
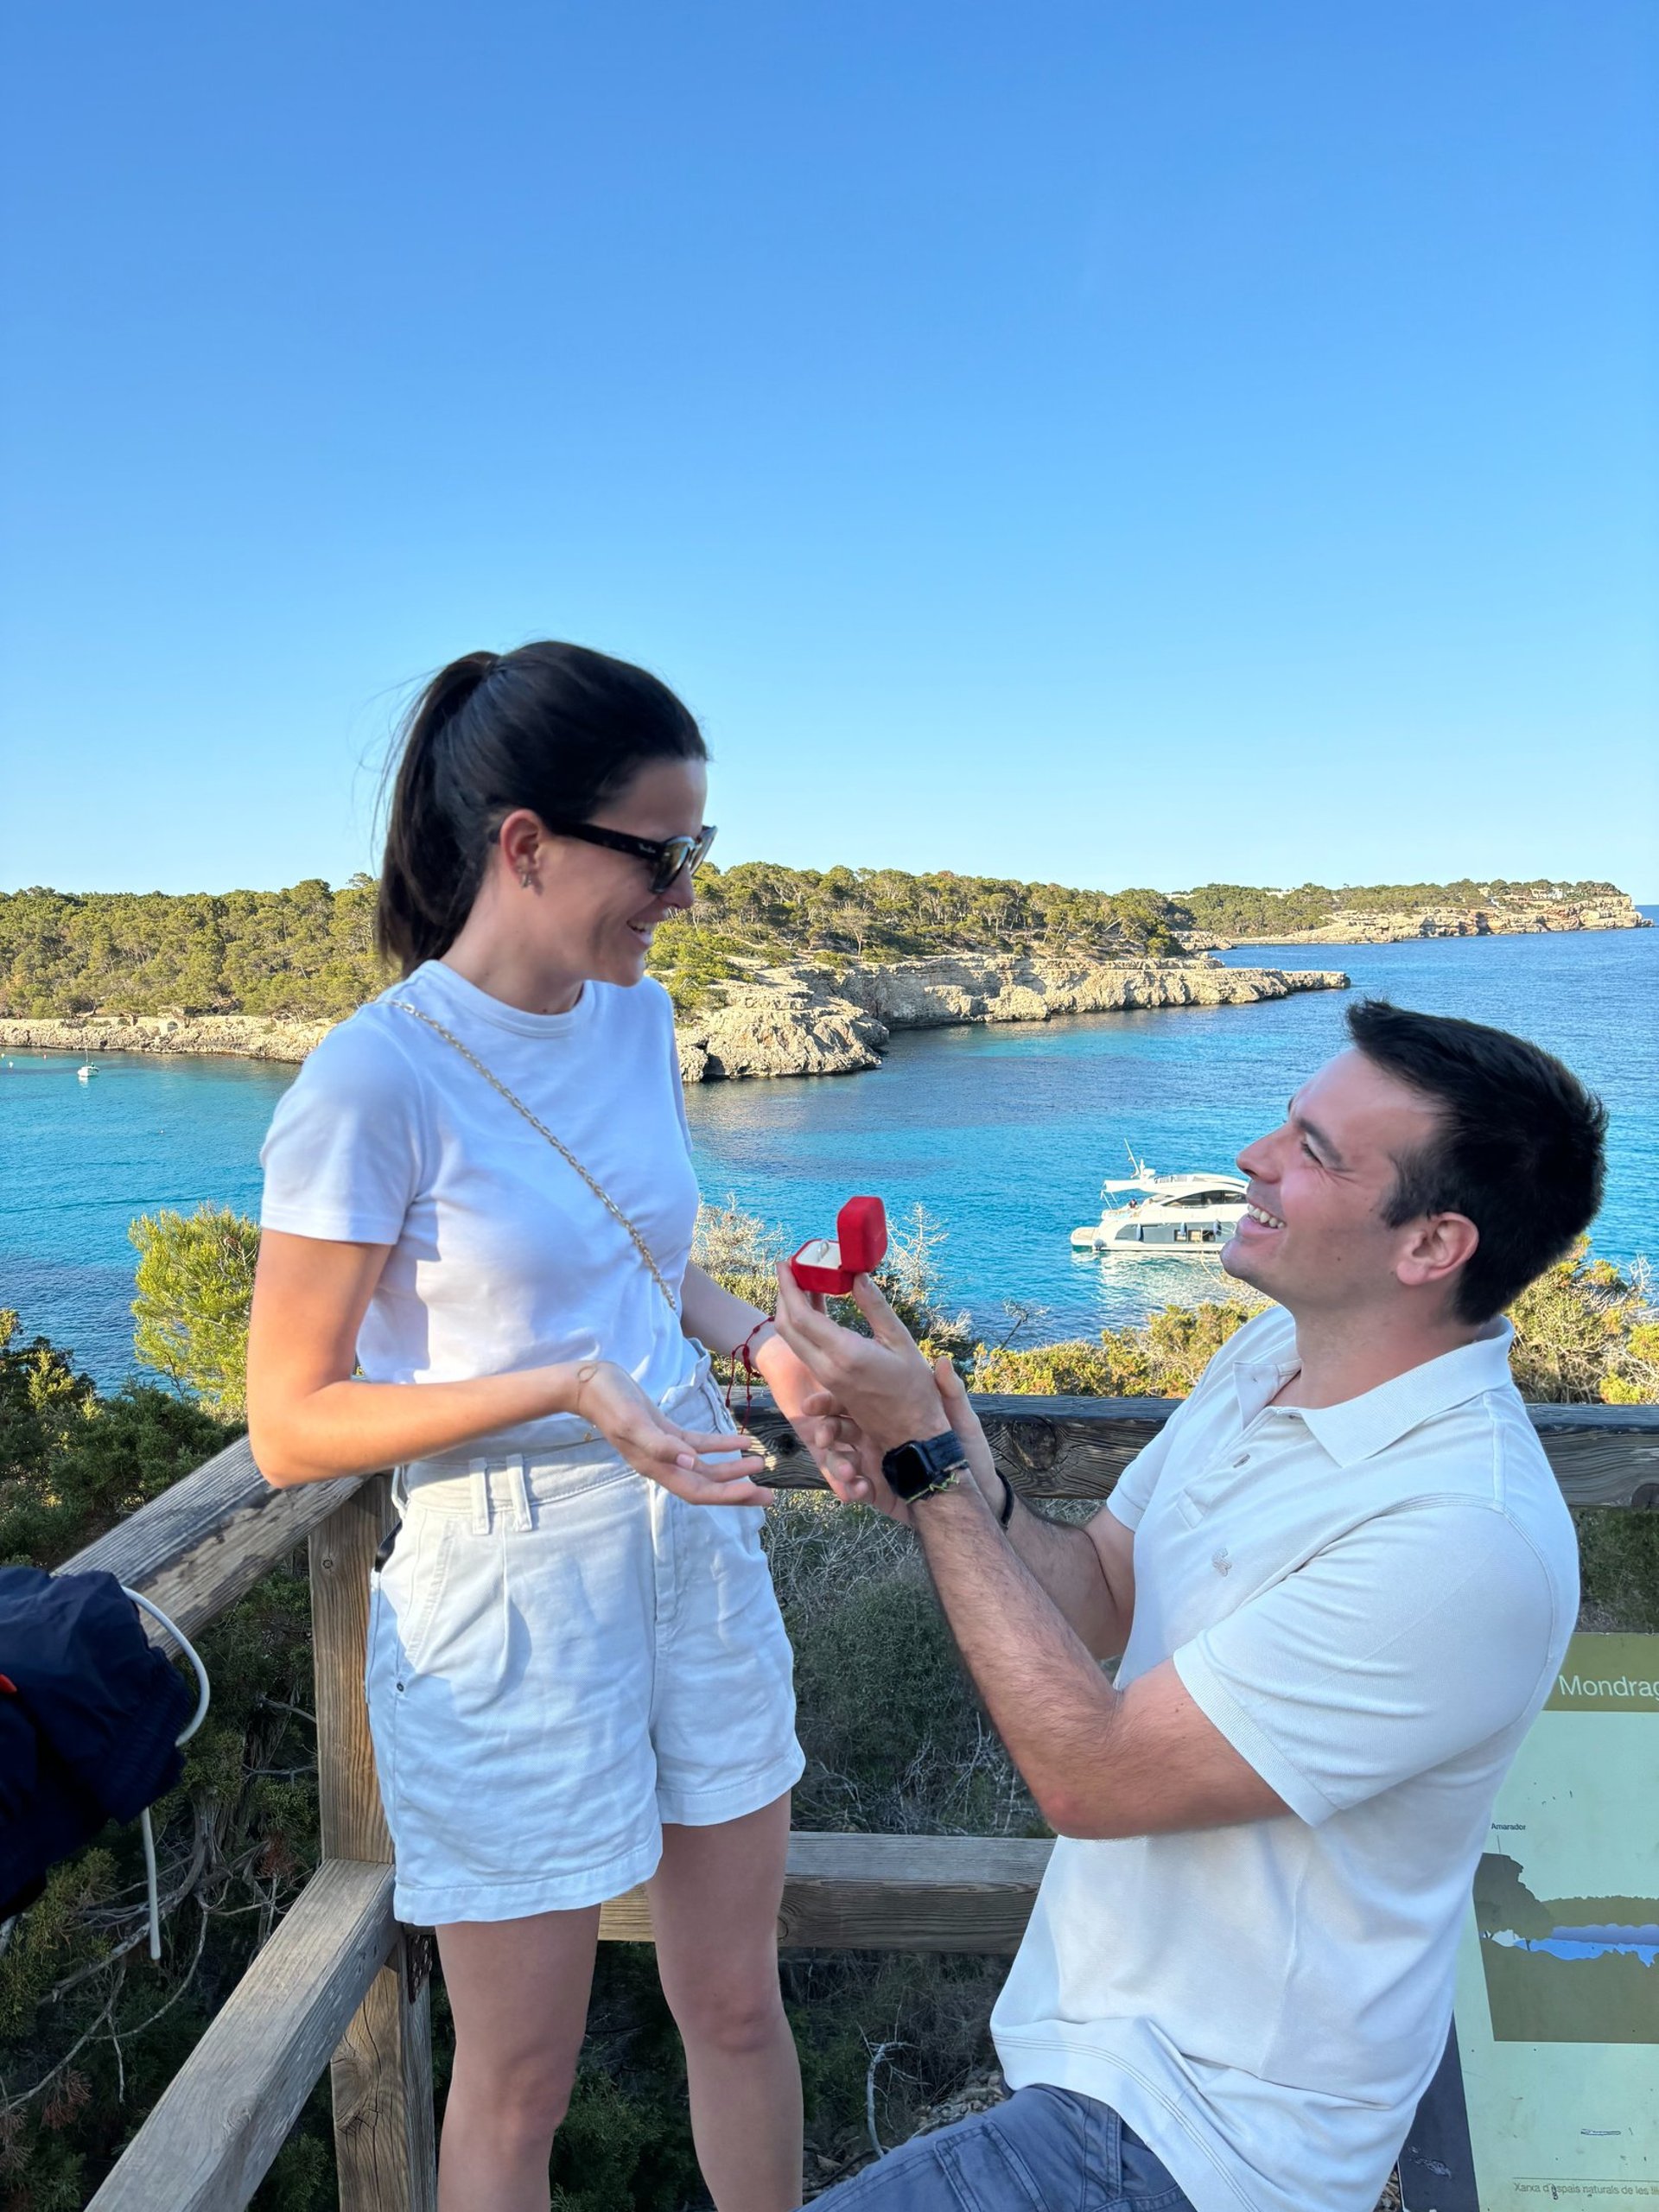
[814,2106,1039,2210]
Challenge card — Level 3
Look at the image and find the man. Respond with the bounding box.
[772,1001,1605,2212]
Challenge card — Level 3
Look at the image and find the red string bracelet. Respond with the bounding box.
[724,1319,773,1414]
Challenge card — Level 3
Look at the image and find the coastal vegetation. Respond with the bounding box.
[2,1211,1654,2203]
[129,1206,260,1423]
[1173,877,1631,941]
[1,873,1636,1023]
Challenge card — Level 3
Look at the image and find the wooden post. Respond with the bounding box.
[310,1477,438,2212]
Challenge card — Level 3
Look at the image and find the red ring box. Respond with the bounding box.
[790,1196,888,1295]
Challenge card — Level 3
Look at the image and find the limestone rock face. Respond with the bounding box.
[677,969,889,1081]
[842,952,1346,1027]
[1204,890,1651,950]
[0,1013,335,1063]
[674,953,1347,1082]
[1,952,1351,1090]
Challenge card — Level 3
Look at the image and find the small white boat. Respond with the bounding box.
[76,1063,99,1082]
[1071,1151,1249,1254]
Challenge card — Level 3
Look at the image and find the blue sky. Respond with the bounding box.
[3,1,1655,899]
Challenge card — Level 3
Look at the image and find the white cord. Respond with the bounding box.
[121,1589,211,1962]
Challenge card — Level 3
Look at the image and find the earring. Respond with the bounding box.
[518,865,535,890]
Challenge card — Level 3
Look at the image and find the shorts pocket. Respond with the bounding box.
[378,1510,460,1675]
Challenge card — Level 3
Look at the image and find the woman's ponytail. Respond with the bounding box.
[375,652,501,974]
[374,642,706,977]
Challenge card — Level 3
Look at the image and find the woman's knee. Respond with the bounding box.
[449,2044,580,2145]
[664,1964,787,2056]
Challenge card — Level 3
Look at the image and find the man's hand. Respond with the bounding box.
[797,1385,916,1522]
[772,1261,951,1461]
[798,1355,1006,1526]
[752,1326,871,1490]
[931,1360,1004,1510]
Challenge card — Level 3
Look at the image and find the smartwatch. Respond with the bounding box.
[881,1430,970,1503]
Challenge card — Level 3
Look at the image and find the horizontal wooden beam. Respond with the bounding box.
[749,1395,1659,1510]
[65,1438,365,1639]
[601,1833,1054,1954]
[1520,1402,1659,1507]
[86,1859,396,2212]
[57,1393,1659,1661]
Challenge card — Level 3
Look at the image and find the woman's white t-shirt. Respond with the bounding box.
[258,960,702,1454]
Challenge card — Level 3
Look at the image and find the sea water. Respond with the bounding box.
[2,919,1654,1389]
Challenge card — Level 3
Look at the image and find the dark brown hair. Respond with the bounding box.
[376,642,706,974]
[1346,998,1607,1322]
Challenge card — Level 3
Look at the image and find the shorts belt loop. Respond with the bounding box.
[470,1467,492,1536]
[509,1459,532,1534]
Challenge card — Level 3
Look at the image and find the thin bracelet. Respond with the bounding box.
[996,1469,1016,1528]
[574,1359,602,1426]
[724,1319,776,1414]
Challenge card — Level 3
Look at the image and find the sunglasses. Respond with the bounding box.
[545,819,717,896]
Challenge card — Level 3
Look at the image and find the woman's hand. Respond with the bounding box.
[573,1361,773,1508]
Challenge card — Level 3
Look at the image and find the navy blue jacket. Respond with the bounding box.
[0,1567,194,1921]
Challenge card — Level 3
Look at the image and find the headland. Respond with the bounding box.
[0,952,1350,1084]
[1178,883,1649,950]
[675,952,1348,1081]
[5,868,1642,1086]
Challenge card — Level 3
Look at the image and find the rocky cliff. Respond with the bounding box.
[0,953,1349,1084]
[675,953,1348,1082]
[1201,889,1650,950]
[0,1012,334,1064]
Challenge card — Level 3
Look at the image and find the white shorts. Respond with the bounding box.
[365,1358,804,1926]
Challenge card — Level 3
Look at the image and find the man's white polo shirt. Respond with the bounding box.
[991,1303,1578,2212]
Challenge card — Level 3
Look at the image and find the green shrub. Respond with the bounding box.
[971,1295,1262,1397]
[130,1204,261,1421]
[1507,1247,1659,1405]
[793,1573,965,1793]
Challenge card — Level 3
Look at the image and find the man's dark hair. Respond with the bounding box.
[1345,999,1607,1324]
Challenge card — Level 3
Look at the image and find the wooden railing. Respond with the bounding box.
[61,1395,1659,2209]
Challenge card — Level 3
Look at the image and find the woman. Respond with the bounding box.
[248,643,825,2212]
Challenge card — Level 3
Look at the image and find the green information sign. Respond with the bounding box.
[1405,1633,1659,2208]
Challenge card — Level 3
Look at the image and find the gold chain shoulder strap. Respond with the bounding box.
[387,999,679,1313]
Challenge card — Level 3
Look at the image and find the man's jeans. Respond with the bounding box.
[810,2084,1197,2210]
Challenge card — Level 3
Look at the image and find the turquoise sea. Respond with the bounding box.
[3,918,1655,1389]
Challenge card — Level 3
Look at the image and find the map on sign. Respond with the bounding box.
[1473,1846,1658,2044]
[1406,1634,1659,2209]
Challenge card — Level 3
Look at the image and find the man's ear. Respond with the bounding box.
[1395,1211,1479,1297]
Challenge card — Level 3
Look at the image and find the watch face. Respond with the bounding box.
[882,1432,965,1500]
[883,1443,932,1500]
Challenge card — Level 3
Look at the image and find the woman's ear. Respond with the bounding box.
[497,809,543,890]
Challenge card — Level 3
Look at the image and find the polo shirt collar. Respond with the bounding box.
[1234,1319,1516,1468]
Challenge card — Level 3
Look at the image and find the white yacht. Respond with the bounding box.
[76,1063,99,1082]
[1071,1153,1249,1254]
